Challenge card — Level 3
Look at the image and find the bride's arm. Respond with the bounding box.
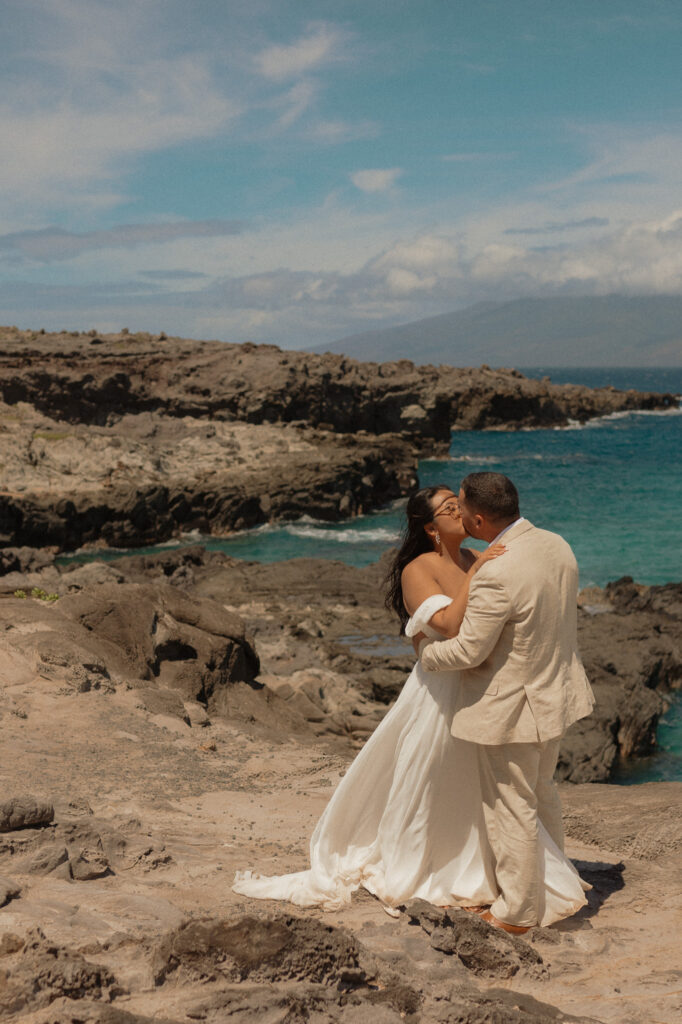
[429,544,506,638]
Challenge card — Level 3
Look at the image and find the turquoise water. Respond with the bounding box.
[59,367,682,782]
[62,367,682,589]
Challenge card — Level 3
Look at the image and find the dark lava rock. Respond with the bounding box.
[56,582,259,702]
[0,546,56,576]
[76,547,682,782]
[0,874,21,906]
[0,327,672,552]
[404,900,546,980]
[0,328,673,441]
[0,796,54,832]
[0,407,417,552]
[153,914,376,987]
[0,930,123,1016]
[33,1004,182,1024]
[558,581,682,783]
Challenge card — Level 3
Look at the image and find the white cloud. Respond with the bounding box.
[383,267,438,297]
[0,3,241,222]
[542,127,682,202]
[467,210,682,295]
[307,119,377,144]
[350,168,403,193]
[0,221,246,263]
[255,24,345,81]
[372,234,459,272]
[274,80,317,129]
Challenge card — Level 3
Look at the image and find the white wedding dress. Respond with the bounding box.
[233,595,588,924]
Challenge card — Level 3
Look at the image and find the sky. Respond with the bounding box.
[1,0,682,350]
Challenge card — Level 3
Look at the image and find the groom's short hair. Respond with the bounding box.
[461,472,520,521]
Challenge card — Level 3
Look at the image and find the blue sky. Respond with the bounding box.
[1,0,681,348]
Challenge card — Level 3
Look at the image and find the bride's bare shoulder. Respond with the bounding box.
[401,552,439,582]
[401,553,444,617]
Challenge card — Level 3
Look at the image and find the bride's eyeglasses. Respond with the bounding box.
[433,499,461,518]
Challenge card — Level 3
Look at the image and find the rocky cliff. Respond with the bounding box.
[1,326,675,446]
[0,325,675,554]
[0,400,416,550]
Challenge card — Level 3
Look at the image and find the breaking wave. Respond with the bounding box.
[284,524,400,544]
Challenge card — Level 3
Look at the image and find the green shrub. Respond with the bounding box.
[28,587,59,602]
[32,431,72,441]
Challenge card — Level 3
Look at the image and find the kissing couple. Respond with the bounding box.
[234,471,596,932]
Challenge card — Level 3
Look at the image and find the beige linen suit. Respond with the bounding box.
[420,519,594,925]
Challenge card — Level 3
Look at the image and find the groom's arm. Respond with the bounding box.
[419,574,511,672]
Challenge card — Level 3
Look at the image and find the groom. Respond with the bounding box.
[417,472,595,933]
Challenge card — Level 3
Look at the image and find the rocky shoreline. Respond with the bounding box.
[0,326,676,553]
[0,400,416,550]
[1,545,680,785]
[1,328,680,1022]
[2,327,675,441]
[0,545,680,1023]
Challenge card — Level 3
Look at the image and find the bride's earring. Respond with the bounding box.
[435,531,440,546]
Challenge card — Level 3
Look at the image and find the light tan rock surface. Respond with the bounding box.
[0,564,680,1022]
[0,401,416,550]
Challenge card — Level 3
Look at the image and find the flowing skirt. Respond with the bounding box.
[233,659,588,925]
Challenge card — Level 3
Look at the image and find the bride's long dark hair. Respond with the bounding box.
[384,484,451,634]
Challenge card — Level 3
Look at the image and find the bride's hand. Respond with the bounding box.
[469,543,506,575]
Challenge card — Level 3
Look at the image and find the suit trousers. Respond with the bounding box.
[477,737,564,927]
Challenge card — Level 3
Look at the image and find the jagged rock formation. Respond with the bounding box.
[0,328,679,1024]
[0,401,416,550]
[0,665,678,1023]
[0,580,258,709]
[0,326,675,444]
[2,547,679,783]
[0,327,675,552]
[564,578,682,782]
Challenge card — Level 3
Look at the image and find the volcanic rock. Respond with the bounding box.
[153,913,376,986]
[15,842,71,878]
[0,930,123,1017]
[0,874,21,906]
[0,582,259,706]
[0,327,673,554]
[405,900,546,980]
[0,796,54,832]
[0,327,674,442]
[0,400,416,551]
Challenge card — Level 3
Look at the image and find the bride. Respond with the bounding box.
[233,485,588,924]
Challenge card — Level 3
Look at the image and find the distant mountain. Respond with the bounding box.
[311,295,682,366]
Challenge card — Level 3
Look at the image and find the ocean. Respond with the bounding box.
[61,367,682,782]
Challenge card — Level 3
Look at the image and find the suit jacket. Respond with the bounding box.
[420,520,595,744]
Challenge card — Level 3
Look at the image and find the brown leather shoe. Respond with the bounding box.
[463,905,490,915]
[480,909,531,934]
